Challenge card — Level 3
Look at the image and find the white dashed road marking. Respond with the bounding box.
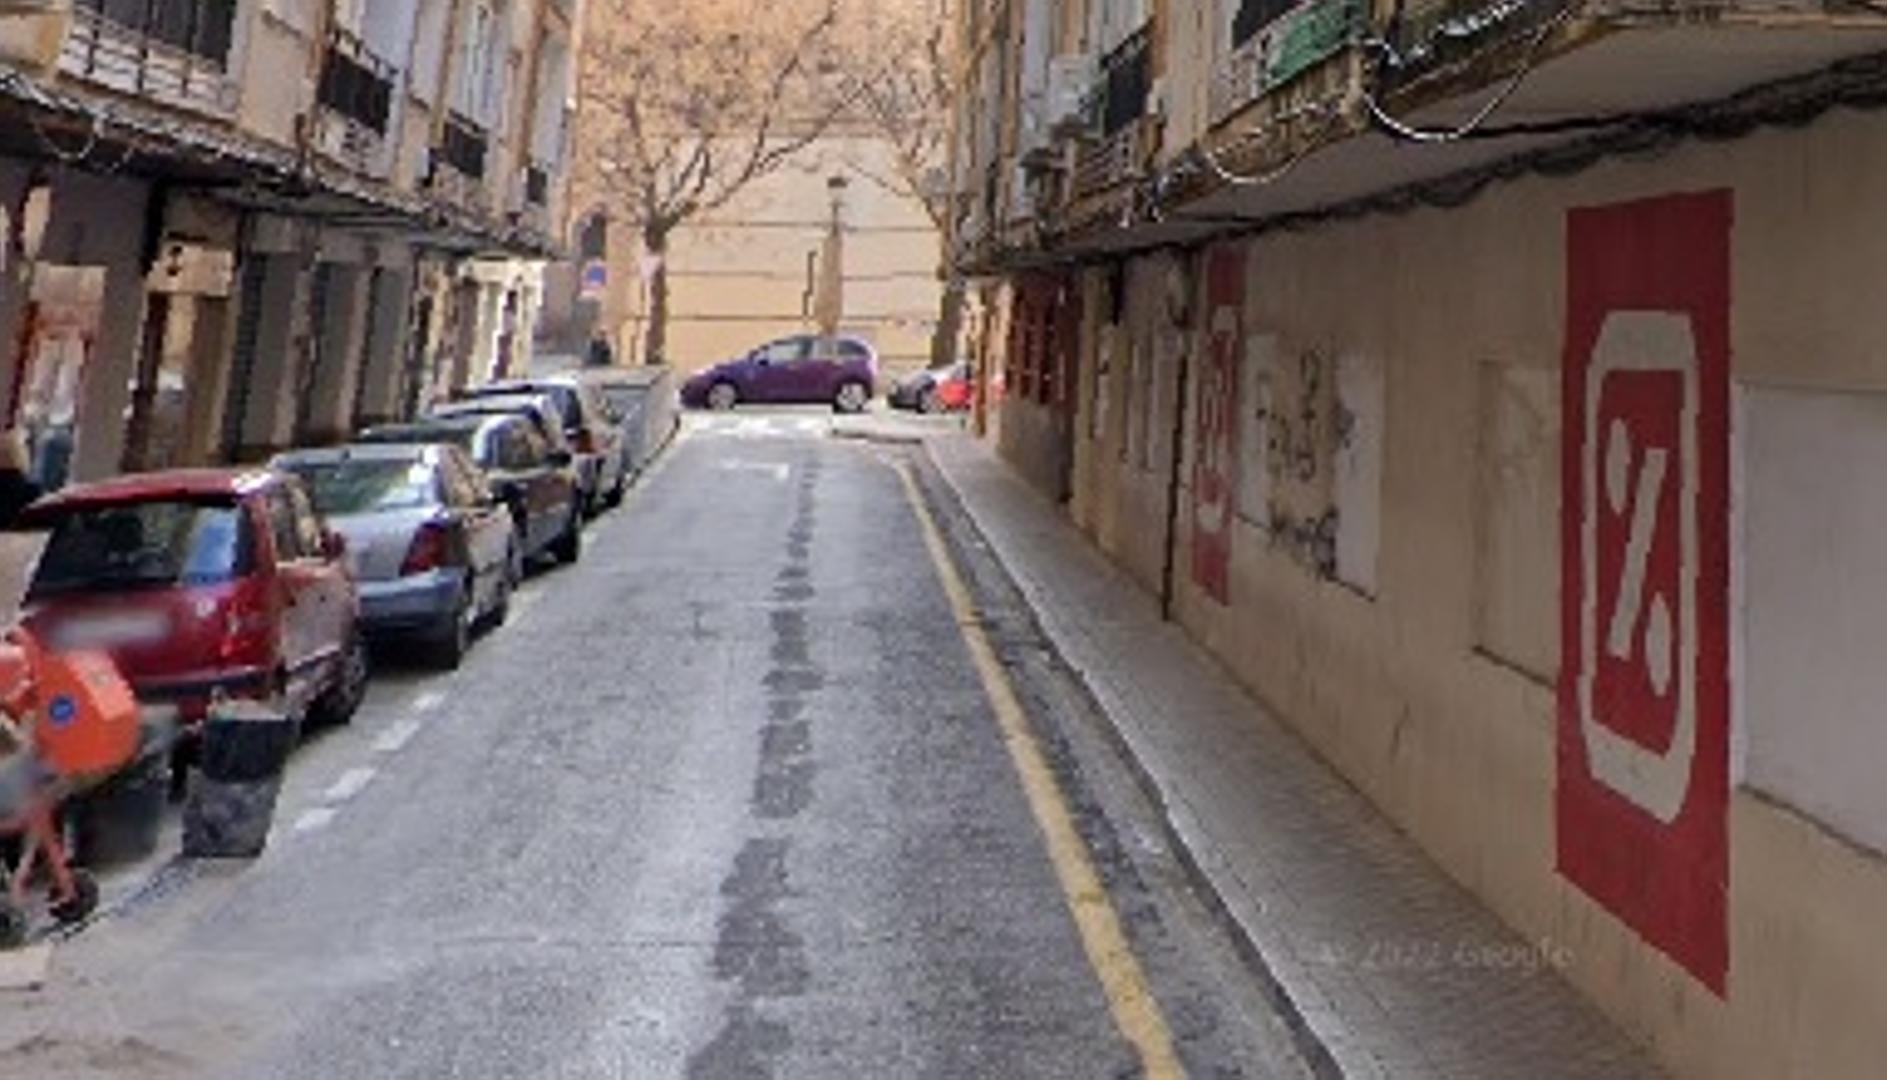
[292,807,339,834]
[373,718,424,754]
[323,767,378,804]
[411,691,447,714]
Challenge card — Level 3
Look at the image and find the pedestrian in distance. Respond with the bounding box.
[586,331,615,368]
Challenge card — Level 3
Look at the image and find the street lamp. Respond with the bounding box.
[814,176,849,338]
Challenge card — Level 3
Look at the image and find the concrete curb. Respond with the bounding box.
[908,440,1345,1080]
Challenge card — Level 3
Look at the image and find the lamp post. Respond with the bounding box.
[814,175,848,339]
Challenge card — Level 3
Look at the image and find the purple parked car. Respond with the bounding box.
[680,334,879,414]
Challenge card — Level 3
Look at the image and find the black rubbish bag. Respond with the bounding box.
[183,702,297,858]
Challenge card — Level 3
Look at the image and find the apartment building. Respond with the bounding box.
[952,2,1887,1077]
[0,0,577,484]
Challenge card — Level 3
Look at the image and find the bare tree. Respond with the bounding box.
[574,0,845,365]
[833,0,964,369]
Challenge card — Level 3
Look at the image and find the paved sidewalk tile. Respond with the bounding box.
[926,434,1663,1080]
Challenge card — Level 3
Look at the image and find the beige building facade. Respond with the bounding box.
[0,0,578,483]
[550,134,944,380]
[954,0,1887,1077]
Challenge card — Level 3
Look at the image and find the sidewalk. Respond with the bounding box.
[925,434,1662,1080]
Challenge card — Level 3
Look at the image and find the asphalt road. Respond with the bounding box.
[0,411,1311,1080]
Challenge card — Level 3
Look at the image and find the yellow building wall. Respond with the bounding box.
[649,137,944,379]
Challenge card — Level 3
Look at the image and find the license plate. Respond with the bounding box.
[55,610,171,649]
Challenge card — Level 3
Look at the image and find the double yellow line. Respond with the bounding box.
[896,462,1187,1080]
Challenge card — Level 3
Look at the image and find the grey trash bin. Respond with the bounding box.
[183,702,297,858]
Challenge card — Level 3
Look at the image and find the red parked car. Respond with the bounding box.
[887,362,975,414]
[16,469,368,728]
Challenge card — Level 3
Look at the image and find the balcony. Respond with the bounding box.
[1150,0,1887,242]
[61,0,238,115]
[313,26,396,170]
[427,110,491,212]
[1072,22,1152,199]
[1209,0,1360,128]
[439,111,488,180]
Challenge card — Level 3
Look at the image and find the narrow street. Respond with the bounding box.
[0,413,1311,1080]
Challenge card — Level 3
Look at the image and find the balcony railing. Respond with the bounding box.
[317,27,395,136]
[1209,0,1361,126]
[62,0,238,114]
[1072,23,1153,199]
[439,111,489,181]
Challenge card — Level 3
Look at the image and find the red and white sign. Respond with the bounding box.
[1192,245,1244,604]
[1559,190,1731,993]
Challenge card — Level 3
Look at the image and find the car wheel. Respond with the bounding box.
[311,635,370,726]
[707,382,739,411]
[552,508,583,565]
[834,380,869,414]
[917,386,942,414]
[497,540,525,623]
[429,588,473,671]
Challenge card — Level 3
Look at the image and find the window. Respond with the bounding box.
[266,489,306,561]
[759,339,808,364]
[285,459,441,517]
[454,1,493,120]
[1232,0,1294,47]
[410,0,450,104]
[287,485,327,557]
[530,35,570,166]
[28,500,252,598]
[83,0,239,64]
[439,453,484,508]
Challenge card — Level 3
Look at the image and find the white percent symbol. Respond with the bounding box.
[1577,312,1701,825]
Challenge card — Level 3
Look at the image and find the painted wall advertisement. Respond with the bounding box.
[1192,244,1244,604]
[1558,190,1731,993]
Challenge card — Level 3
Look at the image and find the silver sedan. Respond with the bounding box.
[272,443,519,669]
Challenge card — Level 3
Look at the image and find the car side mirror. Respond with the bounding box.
[321,530,347,560]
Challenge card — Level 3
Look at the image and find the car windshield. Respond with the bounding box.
[29,499,250,597]
[285,459,438,516]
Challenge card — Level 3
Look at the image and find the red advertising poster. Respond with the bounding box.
[1559,190,1731,993]
[1191,245,1244,604]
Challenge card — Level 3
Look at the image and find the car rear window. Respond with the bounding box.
[600,386,646,416]
[361,427,478,456]
[29,499,252,597]
[284,459,440,516]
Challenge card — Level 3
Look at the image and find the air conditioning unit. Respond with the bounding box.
[1045,53,1097,139]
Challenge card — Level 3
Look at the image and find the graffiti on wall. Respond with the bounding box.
[1558,190,1731,994]
[1231,333,1380,590]
[1191,244,1243,603]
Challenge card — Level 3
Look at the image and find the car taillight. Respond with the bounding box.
[401,522,454,575]
[571,429,597,454]
[217,579,275,667]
